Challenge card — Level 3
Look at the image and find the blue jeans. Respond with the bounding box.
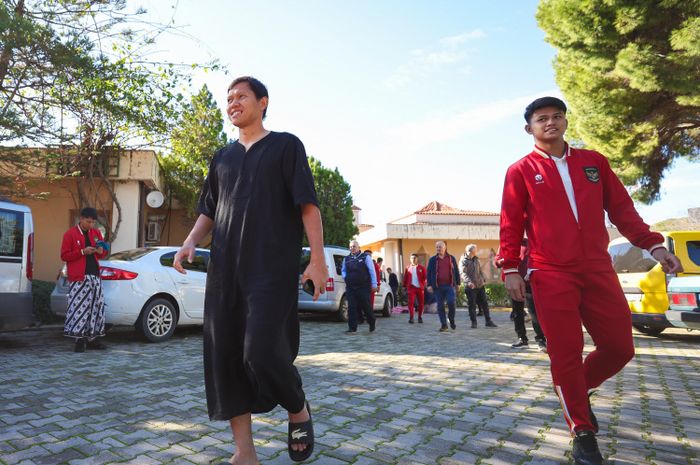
[435,285,456,327]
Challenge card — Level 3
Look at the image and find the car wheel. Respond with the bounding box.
[138,298,178,342]
[337,295,349,322]
[382,294,393,317]
[632,323,664,337]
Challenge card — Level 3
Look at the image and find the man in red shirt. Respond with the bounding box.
[500,97,682,465]
[403,253,427,323]
[426,241,461,332]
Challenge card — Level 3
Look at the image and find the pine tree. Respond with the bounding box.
[537,0,700,202]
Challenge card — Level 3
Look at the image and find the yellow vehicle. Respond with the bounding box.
[608,231,700,336]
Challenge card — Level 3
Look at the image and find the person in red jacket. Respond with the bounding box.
[403,253,427,323]
[60,207,109,353]
[500,97,682,465]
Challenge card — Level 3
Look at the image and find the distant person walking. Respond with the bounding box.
[61,207,109,352]
[460,244,497,328]
[343,241,377,333]
[427,241,460,332]
[403,253,427,323]
[387,267,399,307]
[496,240,546,351]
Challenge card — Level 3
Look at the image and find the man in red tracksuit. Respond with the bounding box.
[500,97,682,465]
[403,253,427,323]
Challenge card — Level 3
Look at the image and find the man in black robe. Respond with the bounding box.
[174,76,327,464]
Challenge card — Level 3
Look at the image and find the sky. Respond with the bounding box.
[128,0,700,227]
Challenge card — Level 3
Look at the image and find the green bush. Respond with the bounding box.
[485,282,510,308]
[32,280,61,324]
[456,283,467,307]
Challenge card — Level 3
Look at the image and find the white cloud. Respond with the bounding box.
[383,29,486,89]
[439,29,486,47]
[384,89,561,147]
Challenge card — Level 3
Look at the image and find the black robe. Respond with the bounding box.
[197,131,318,420]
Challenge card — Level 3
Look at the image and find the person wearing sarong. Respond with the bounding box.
[60,207,108,353]
[174,76,327,465]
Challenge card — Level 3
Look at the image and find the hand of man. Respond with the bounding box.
[96,246,104,255]
[427,286,433,293]
[83,246,97,255]
[468,283,475,289]
[302,260,329,302]
[505,273,526,302]
[371,286,378,294]
[652,248,684,274]
[173,243,196,274]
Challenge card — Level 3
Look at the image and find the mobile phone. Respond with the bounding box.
[302,279,315,296]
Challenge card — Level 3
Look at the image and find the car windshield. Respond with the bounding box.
[608,242,657,273]
[108,248,157,261]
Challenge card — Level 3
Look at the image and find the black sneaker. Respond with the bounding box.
[511,338,529,348]
[86,339,107,350]
[471,322,477,329]
[439,326,449,333]
[537,340,547,353]
[345,330,357,335]
[369,321,376,332]
[449,321,456,330]
[408,319,414,324]
[485,320,498,328]
[572,430,603,465]
[418,317,423,323]
[74,338,86,353]
[477,311,484,316]
[588,392,599,433]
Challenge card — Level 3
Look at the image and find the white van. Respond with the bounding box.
[0,200,34,330]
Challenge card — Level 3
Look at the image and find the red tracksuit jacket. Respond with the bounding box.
[403,264,427,289]
[500,145,663,273]
[60,225,109,282]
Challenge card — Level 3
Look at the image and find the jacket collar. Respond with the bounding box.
[533,143,570,159]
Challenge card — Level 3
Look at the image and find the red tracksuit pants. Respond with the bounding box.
[530,269,634,435]
[407,286,425,319]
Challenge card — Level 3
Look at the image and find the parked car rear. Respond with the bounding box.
[0,200,34,330]
[297,246,394,321]
[667,276,700,330]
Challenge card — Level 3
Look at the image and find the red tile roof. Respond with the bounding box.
[414,201,498,216]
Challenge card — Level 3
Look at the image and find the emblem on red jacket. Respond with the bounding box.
[535,173,544,184]
[584,167,600,183]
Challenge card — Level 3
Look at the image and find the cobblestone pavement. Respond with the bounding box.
[1,309,699,465]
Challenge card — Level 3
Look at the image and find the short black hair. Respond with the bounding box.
[524,97,566,123]
[228,76,269,119]
[80,207,98,219]
[377,257,383,263]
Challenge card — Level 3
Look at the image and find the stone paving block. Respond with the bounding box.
[1,314,699,465]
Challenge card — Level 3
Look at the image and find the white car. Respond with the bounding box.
[51,247,209,342]
[297,246,394,321]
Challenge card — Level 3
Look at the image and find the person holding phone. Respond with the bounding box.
[60,207,109,352]
[173,76,327,464]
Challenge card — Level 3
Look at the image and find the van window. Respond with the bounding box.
[333,254,345,275]
[609,242,657,273]
[299,249,310,275]
[688,241,700,267]
[0,209,23,258]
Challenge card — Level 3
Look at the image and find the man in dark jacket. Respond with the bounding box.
[387,267,399,309]
[460,244,497,328]
[342,240,377,333]
[426,241,461,332]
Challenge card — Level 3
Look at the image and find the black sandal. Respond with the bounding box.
[288,400,314,462]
